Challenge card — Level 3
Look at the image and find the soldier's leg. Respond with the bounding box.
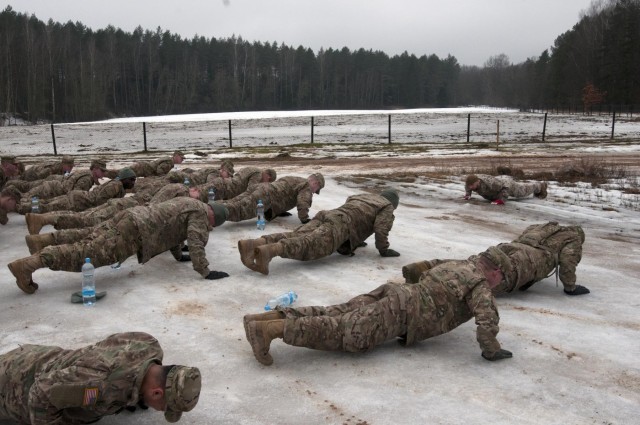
[55,204,118,229]
[402,259,453,283]
[38,194,73,213]
[557,231,584,291]
[282,283,408,352]
[509,182,539,199]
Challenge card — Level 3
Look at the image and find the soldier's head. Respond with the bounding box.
[90,159,108,180]
[380,189,400,209]
[479,246,515,292]
[61,155,75,173]
[1,155,19,177]
[117,167,137,190]
[207,201,228,228]
[261,168,277,183]
[465,175,480,191]
[0,187,22,223]
[219,160,234,179]
[476,254,504,289]
[188,186,202,201]
[173,151,185,165]
[140,364,201,423]
[308,173,325,194]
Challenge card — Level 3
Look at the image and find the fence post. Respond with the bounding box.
[388,115,391,144]
[311,116,314,144]
[466,114,470,143]
[496,120,500,151]
[611,110,616,140]
[228,120,233,148]
[542,112,548,142]
[50,124,57,155]
[143,122,148,152]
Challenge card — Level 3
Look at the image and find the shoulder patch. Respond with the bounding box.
[83,387,99,406]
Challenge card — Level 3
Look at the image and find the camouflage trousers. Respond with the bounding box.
[497,176,543,199]
[26,180,68,200]
[53,198,140,230]
[263,212,349,261]
[223,187,269,222]
[40,214,140,272]
[280,283,411,352]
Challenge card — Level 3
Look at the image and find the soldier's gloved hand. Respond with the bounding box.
[564,285,590,295]
[278,211,293,217]
[379,248,400,257]
[463,195,470,200]
[178,254,191,262]
[181,245,189,252]
[482,349,513,361]
[491,199,505,205]
[205,271,230,280]
[300,218,311,224]
[357,241,368,248]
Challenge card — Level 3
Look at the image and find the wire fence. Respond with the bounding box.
[1,110,638,157]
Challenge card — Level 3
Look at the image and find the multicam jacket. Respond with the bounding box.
[0,332,163,424]
[262,176,314,223]
[130,157,173,177]
[465,174,508,201]
[21,161,66,182]
[24,171,93,200]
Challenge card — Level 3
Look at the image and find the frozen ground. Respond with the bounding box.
[1,109,639,424]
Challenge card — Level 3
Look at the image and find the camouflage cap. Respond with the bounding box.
[90,159,107,171]
[164,366,201,423]
[220,160,234,175]
[263,168,277,182]
[61,155,75,165]
[465,174,480,188]
[1,186,22,202]
[480,245,516,292]
[208,201,228,227]
[1,154,17,164]
[380,188,400,209]
[173,150,185,158]
[310,173,325,194]
[117,167,137,180]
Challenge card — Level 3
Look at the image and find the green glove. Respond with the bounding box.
[71,291,107,304]
[482,349,513,361]
[379,248,400,257]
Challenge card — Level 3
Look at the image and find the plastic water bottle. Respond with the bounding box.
[81,258,96,306]
[110,262,121,269]
[208,187,216,201]
[31,196,40,213]
[256,199,266,230]
[183,177,190,187]
[64,171,70,178]
[264,291,297,311]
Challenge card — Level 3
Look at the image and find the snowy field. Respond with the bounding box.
[1,108,639,424]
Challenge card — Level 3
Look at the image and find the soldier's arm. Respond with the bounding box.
[468,284,503,357]
[185,213,211,277]
[373,205,395,252]
[296,188,313,223]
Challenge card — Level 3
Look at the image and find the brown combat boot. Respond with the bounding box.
[238,238,267,270]
[25,213,53,235]
[8,254,44,294]
[402,261,434,283]
[243,311,285,342]
[25,233,55,255]
[535,182,548,199]
[253,243,284,275]
[246,319,285,366]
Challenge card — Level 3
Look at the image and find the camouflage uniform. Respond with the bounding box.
[130,157,173,177]
[5,174,64,193]
[279,258,502,356]
[22,171,93,200]
[223,176,313,223]
[21,179,124,214]
[262,193,395,260]
[39,197,213,277]
[465,174,543,201]
[21,161,67,182]
[0,332,163,424]
[221,167,265,200]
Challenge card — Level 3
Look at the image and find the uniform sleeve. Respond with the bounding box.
[155,160,173,176]
[296,187,313,222]
[186,212,211,277]
[28,366,108,425]
[464,186,472,197]
[467,284,502,356]
[373,205,395,251]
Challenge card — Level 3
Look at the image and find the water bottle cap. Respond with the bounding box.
[85,258,91,263]
[264,305,272,311]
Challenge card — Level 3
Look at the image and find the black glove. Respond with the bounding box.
[300,218,311,224]
[379,248,400,257]
[357,241,368,248]
[181,245,189,252]
[178,254,191,262]
[482,349,513,361]
[278,211,293,217]
[205,271,230,280]
[564,285,590,295]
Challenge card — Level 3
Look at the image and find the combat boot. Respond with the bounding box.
[246,319,284,366]
[402,261,433,283]
[25,213,53,235]
[238,238,266,270]
[243,311,285,342]
[254,243,284,275]
[25,233,55,255]
[8,254,44,294]
[535,182,548,199]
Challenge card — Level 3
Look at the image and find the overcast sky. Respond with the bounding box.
[5,0,596,66]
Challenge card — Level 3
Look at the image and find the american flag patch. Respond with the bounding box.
[83,387,99,406]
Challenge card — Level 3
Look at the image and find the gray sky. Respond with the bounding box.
[5,0,595,66]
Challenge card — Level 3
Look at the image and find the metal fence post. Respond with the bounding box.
[496,120,500,151]
[611,110,616,140]
[466,114,470,143]
[388,115,391,144]
[50,124,57,155]
[143,122,147,152]
[228,120,233,148]
[311,116,314,144]
[542,112,548,142]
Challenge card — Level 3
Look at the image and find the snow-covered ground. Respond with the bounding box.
[1,109,639,424]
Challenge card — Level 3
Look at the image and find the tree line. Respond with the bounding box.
[1,0,638,124]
